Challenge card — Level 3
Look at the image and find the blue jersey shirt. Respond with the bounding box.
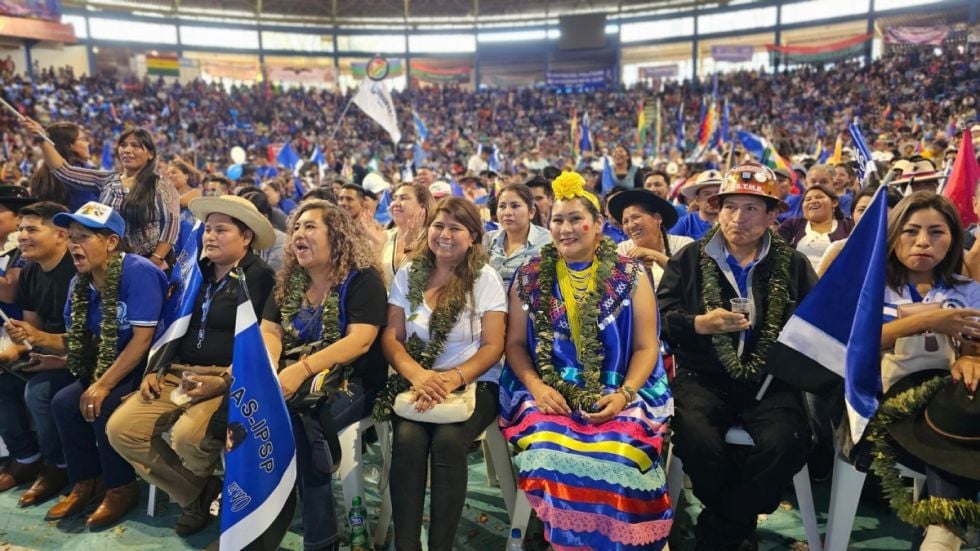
[669,212,713,240]
[64,254,168,357]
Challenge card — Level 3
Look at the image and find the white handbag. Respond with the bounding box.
[393,383,477,424]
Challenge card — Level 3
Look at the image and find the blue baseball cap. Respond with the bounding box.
[53,201,127,237]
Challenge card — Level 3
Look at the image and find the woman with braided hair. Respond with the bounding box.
[498,172,673,550]
[608,188,693,288]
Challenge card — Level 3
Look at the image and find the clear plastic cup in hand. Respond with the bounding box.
[730,298,751,324]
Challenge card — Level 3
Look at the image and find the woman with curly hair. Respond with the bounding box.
[259,200,387,551]
[498,172,673,550]
[374,197,506,551]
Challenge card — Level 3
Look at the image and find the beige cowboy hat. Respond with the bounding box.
[189,195,276,250]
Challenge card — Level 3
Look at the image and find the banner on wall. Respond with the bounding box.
[884,26,950,45]
[410,63,471,84]
[265,66,336,84]
[351,59,403,77]
[766,32,873,64]
[639,65,678,78]
[0,15,74,42]
[711,45,755,62]
[547,68,613,88]
[200,59,259,82]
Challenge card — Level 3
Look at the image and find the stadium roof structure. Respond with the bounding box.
[65,0,729,28]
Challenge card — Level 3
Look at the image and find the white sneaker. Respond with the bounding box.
[920,525,964,551]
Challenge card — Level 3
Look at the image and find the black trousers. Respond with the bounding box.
[389,381,499,551]
[671,369,811,542]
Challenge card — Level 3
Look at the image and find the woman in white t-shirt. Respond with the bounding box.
[377,197,506,551]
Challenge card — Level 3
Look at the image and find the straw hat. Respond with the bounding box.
[189,195,276,250]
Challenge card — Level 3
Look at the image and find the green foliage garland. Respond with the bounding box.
[279,269,341,350]
[699,226,792,381]
[533,238,618,412]
[868,375,980,529]
[66,253,123,381]
[373,256,466,421]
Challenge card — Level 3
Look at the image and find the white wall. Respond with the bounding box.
[30,44,91,76]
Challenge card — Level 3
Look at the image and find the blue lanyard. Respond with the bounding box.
[196,276,231,349]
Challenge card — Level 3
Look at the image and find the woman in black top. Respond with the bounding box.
[106,195,277,537]
[260,200,387,551]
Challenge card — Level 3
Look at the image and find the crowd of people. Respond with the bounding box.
[0,44,977,551]
[0,45,976,188]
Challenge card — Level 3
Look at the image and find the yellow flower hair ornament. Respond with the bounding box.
[552,171,600,212]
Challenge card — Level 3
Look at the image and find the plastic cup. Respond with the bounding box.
[730,298,751,321]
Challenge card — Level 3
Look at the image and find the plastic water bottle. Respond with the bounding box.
[507,528,524,550]
[348,496,369,551]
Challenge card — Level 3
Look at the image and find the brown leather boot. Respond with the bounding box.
[19,465,69,507]
[86,480,139,529]
[45,478,105,520]
[0,459,42,492]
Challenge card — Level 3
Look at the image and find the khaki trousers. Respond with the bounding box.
[106,370,224,507]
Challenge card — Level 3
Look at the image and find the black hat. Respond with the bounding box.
[0,185,37,210]
[542,166,561,181]
[885,372,980,481]
[607,189,679,230]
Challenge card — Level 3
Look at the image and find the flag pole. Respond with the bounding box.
[327,94,356,143]
[724,138,735,173]
[0,97,54,145]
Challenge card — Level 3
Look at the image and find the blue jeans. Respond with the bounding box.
[0,372,38,461]
[51,370,140,488]
[24,370,77,466]
[293,378,371,550]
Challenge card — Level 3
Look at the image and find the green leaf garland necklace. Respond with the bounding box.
[373,255,468,421]
[699,226,792,381]
[868,375,980,529]
[66,252,123,381]
[279,269,341,350]
[532,238,618,412]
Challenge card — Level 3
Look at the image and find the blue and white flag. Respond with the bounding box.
[736,130,768,161]
[276,142,302,174]
[848,118,876,183]
[771,186,888,443]
[412,109,429,143]
[601,156,616,194]
[220,269,297,549]
[146,221,203,372]
[579,112,593,153]
[309,146,326,169]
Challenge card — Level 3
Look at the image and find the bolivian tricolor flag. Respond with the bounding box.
[147,54,180,77]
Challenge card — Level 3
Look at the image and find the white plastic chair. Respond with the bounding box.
[666,427,824,551]
[337,416,392,547]
[823,455,925,551]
